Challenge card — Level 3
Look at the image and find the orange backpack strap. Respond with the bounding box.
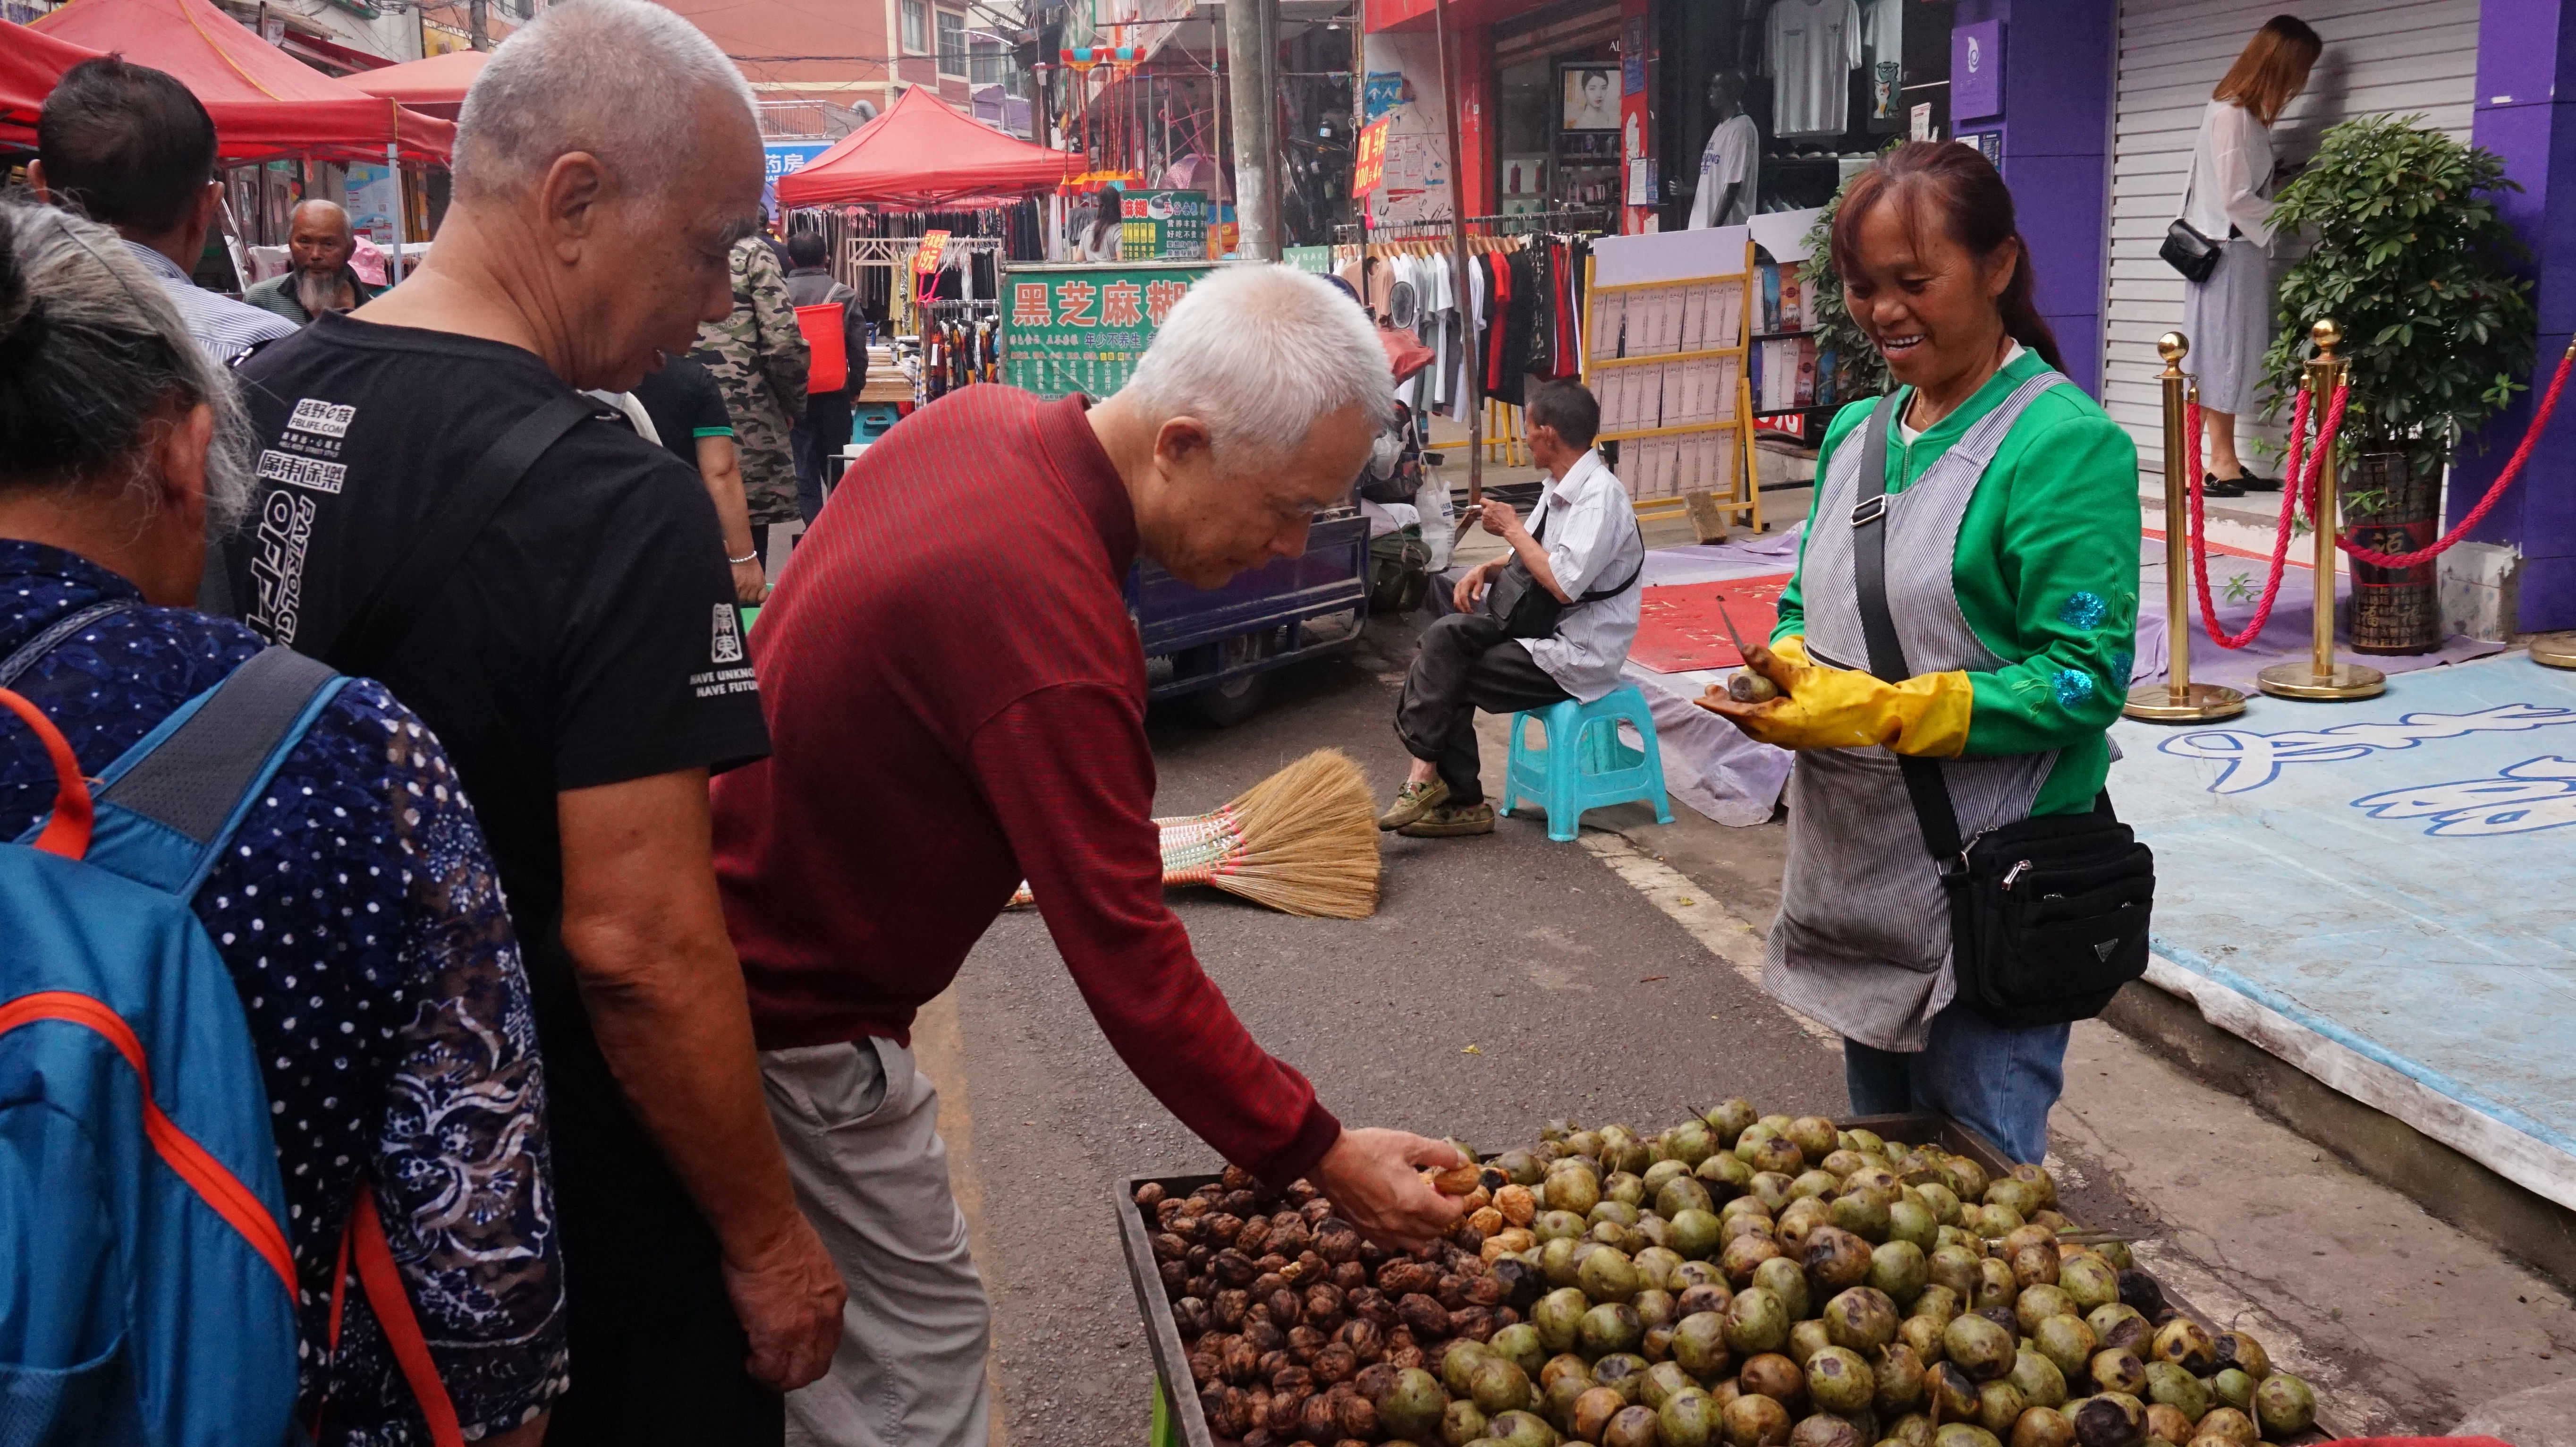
[319,1184,466,1447]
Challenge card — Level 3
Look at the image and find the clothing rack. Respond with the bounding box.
[1332,208,1610,244]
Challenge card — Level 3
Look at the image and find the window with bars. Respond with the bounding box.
[935,10,967,76]
[900,0,928,55]
[969,37,1008,86]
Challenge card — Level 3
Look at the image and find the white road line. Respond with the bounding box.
[1576,832,1841,1045]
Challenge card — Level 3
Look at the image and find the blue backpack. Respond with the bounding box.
[0,611,461,1447]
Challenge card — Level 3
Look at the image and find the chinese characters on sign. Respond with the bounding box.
[1117,190,1209,261]
[912,229,952,278]
[1351,118,1391,198]
[1001,266,1208,397]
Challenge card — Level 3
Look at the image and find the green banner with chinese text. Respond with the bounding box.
[1001,263,1211,398]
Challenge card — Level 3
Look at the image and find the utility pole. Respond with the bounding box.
[470,0,489,50]
[1222,0,1278,257]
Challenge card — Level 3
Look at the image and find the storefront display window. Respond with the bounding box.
[1657,0,1954,230]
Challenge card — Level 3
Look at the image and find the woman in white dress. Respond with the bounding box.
[2178,15,2321,496]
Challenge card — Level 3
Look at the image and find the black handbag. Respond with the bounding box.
[2159,218,2224,283]
[1848,394,2154,1027]
[2159,173,2225,282]
[1483,504,1644,639]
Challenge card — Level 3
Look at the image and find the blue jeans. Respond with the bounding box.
[1844,1006,2071,1164]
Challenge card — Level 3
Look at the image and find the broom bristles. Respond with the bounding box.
[1003,749,1383,919]
[1204,748,1381,919]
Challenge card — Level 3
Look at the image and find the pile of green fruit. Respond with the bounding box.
[1147,1105,2324,1447]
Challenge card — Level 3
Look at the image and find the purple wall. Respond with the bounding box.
[1951,0,2117,399]
[2460,0,2576,630]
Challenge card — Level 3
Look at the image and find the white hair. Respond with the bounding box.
[454,0,755,203]
[1119,264,1396,474]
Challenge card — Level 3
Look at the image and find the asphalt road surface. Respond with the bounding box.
[924,617,1847,1446]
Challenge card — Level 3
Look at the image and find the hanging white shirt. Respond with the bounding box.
[1766,0,1865,140]
[1516,448,1645,702]
[1689,114,1762,229]
[2179,99,2279,248]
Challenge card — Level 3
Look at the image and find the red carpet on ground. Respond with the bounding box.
[1629,574,1796,673]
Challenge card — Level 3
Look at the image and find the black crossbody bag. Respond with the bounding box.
[2160,175,2225,283]
[1848,395,2155,1027]
[1483,504,1645,639]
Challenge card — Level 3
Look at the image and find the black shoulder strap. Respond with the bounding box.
[0,600,134,690]
[1849,392,1968,866]
[99,646,336,846]
[329,391,598,677]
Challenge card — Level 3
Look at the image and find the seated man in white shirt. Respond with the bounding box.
[1379,380,1644,838]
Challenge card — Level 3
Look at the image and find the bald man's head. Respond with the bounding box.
[288,198,354,276]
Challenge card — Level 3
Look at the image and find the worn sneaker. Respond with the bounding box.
[1377,778,1448,831]
[1398,800,1497,837]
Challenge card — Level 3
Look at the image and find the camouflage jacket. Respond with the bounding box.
[692,235,809,523]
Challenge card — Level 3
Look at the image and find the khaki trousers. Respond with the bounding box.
[762,1037,993,1446]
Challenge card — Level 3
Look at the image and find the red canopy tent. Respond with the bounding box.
[20,0,453,164]
[347,47,485,120]
[776,84,1074,209]
[0,22,108,146]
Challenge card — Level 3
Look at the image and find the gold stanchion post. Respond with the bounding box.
[2257,319,2387,701]
[2127,331,2247,723]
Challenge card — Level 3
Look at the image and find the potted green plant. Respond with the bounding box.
[2261,113,2537,653]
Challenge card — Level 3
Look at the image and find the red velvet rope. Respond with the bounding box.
[2333,343,2576,569]
[2186,376,2347,649]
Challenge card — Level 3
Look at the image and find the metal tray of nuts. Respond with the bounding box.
[1115,1110,2337,1446]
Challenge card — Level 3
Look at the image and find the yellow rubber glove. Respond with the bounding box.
[1709,635,1974,757]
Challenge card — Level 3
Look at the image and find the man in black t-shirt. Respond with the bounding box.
[636,353,768,603]
[222,4,842,1443]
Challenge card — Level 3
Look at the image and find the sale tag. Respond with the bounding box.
[1350,118,1390,198]
[912,228,951,276]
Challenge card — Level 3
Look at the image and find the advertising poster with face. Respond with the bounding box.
[1563,64,1620,130]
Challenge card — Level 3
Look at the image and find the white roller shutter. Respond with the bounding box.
[2102,0,2480,486]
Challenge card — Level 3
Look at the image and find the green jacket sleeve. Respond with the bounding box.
[1771,399,1877,646]
[1959,411,2141,758]
[744,243,810,421]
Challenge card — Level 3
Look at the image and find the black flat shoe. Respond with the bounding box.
[2234,471,2282,492]
[2202,473,2246,498]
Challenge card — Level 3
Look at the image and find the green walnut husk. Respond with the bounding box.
[2254,1373,2316,1437]
[1944,1313,2017,1382]
[1807,1344,1876,1414]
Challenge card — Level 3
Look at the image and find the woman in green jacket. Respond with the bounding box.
[1703,143,2140,1162]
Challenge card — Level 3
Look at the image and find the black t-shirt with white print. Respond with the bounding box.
[226,310,769,1048]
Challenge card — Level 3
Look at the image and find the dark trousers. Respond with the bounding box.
[791,392,855,528]
[1396,612,1571,805]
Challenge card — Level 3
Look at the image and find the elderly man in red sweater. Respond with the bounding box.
[711,264,1465,1445]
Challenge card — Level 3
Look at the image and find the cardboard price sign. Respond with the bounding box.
[911,229,951,276]
[1350,118,1391,197]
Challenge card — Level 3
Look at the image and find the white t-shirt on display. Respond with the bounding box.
[1689,113,1762,229]
[1765,0,1865,139]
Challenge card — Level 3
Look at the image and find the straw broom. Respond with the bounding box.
[1008,749,1381,919]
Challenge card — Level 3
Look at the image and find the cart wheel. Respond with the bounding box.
[1197,671,1268,727]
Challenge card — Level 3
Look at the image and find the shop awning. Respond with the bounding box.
[23,0,454,165]
[777,84,1075,209]
[347,47,485,119]
[0,21,106,147]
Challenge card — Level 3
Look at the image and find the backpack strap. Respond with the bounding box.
[326,391,598,678]
[88,647,340,894]
[313,1184,465,1447]
[0,599,133,689]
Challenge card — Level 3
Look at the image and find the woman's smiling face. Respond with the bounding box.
[1839,191,2017,392]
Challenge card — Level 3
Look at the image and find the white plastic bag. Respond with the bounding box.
[1417,474,1457,571]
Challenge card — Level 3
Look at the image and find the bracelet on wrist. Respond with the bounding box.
[728,551,760,566]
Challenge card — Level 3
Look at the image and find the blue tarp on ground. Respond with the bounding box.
[2111,651,2576,1206]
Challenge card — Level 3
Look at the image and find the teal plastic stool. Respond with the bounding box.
[1500,684,1674,841]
